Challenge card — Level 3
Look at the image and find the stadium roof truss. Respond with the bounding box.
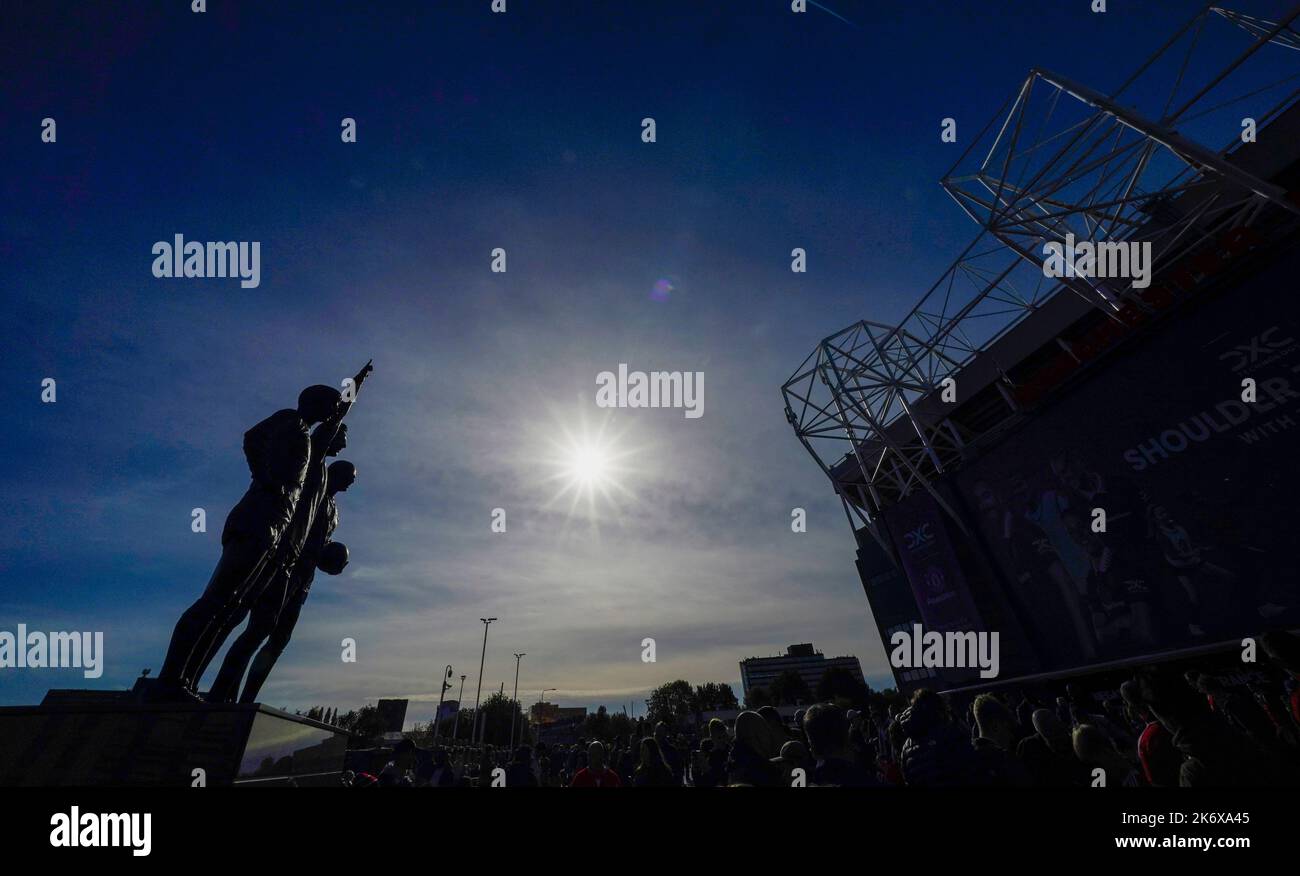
[783,2,1300,546]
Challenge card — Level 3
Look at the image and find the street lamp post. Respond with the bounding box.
[434,664,453,740]
[452,674,466,740]
[473,618,496,744]
[509,653,526,749]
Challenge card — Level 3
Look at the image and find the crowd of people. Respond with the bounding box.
[340,630,1300,788]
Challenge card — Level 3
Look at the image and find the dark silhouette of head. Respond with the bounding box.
[328,460,357,494]
[1031,708,1072,756]
[297,385,342,424]
[973,693,1016,751]
[1261,630,1300,676]
[757,705,786,740]
[318,541,349,575]
[803,702,849,761]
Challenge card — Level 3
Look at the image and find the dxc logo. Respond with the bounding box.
[903,523,934,551]
[1218,327,1295,372]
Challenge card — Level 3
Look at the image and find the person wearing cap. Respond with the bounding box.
[770,739,812,785]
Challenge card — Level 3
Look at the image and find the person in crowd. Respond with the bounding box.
[1119,679,1181,787]
[804,702,880,787]
[379,739,420,787]
[694,718,731,788]
[569,741,623,787]
[653,722,685,784]
[419,747,456,788]
[727,710,783,786]
[1197,673,1283,753]
[615,735,638,784]
[970,694,1033,787]
[1136,664,1293,787]
[879,721,906,785]
[506,746,538,788]
[1262,630,1300,728]
[1017,708,1089,787]
[757,706,788,743]
[898,689,980,786]
[770,739,813,785]
[1072,723,1143,786]
[633,738,677,787]
[476,748,494,788]
[1065,683,1136,753]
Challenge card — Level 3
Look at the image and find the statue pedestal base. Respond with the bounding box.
[0,688,348,787]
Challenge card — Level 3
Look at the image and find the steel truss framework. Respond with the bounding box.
[783,3,1300,546]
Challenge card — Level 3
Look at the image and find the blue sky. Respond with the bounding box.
[2,0,1292,723]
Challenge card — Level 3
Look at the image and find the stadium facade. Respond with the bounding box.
[784,6,1300,694]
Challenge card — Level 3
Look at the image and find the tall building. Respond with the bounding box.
[739,643,865,703]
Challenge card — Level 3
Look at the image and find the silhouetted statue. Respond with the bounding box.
[230,460,355,704]
[207,439,355,703]
[152,361,372,700]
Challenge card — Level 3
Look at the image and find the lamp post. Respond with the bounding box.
[452,674,466,740]
[509,653,526,749]
[473,618,496,744]
[434,664,453,740]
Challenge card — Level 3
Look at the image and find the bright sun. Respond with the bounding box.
[566,442,610,486]
[539,412,641,525]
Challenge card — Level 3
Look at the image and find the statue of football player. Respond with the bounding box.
[153,361,371,700]
[206,431,354,703]
[235,461,356,704]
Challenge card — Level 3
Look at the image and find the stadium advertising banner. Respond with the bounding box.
[880,490,985,636]
[952,250,1300,675]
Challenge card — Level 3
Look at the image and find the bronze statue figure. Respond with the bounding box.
[152,361,371,701]
[206,432,354,703]
[230,459,355,704]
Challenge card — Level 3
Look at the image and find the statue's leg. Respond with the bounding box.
[157,538,267,691]
[239,595,303,704]
[184,551,275,688]
[208,594,280,703]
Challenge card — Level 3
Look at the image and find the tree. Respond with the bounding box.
[745,686,773,709]
[609,711,634,742]
[337,705,388,746]
[584,705,613,742]
[693,682,739,713]
[768,669,811,706]
[474,692,531,747]
[816,667,870,708]
[646,680,695,728]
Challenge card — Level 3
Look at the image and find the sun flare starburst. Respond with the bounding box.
[539,411,642,526]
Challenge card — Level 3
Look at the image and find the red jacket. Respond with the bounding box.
[570,767,622,788]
